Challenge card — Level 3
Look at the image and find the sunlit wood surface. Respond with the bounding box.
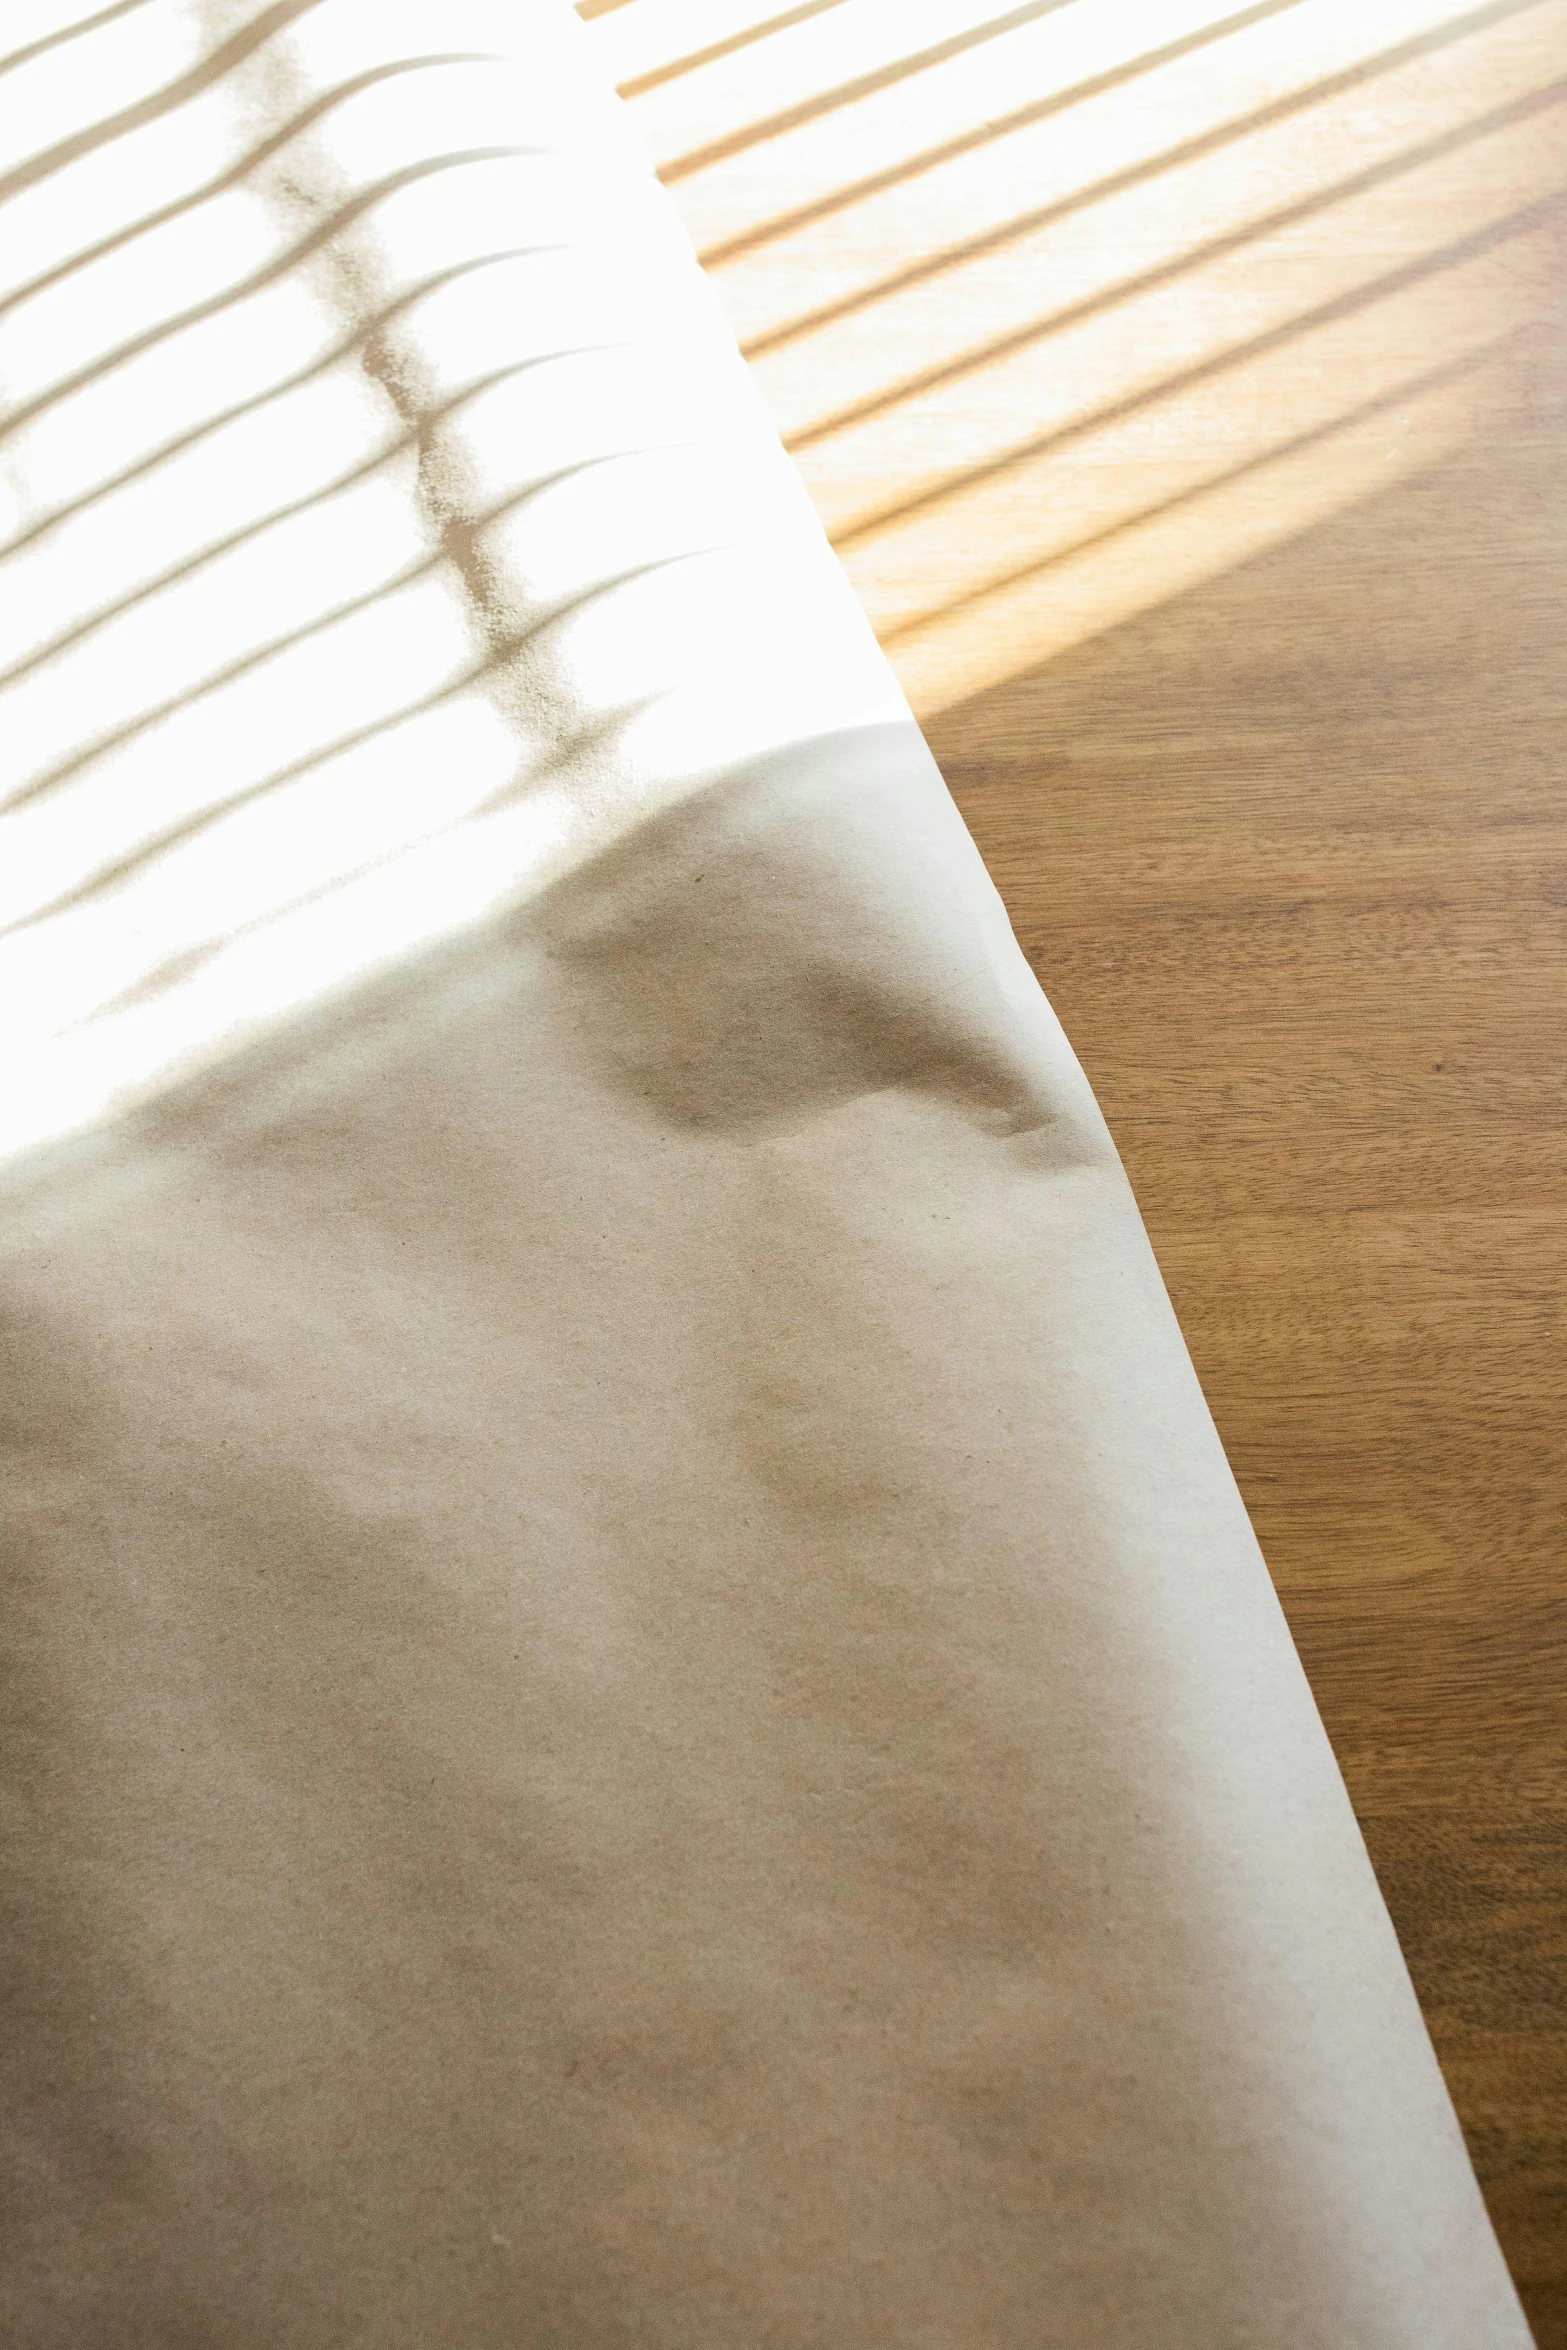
[583,0,1567,2336]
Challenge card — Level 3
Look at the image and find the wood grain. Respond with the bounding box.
[927,429,1567,2338]
[930,392,1567,2323]
[587,0,1567,2333]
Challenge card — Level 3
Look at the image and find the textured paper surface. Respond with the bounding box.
[0,5,1532,2342]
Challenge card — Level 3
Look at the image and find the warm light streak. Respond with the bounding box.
[884,341,1516,714]
[609,0,1565,713]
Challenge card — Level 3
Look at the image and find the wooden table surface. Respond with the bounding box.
[582,0,1567,2334]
